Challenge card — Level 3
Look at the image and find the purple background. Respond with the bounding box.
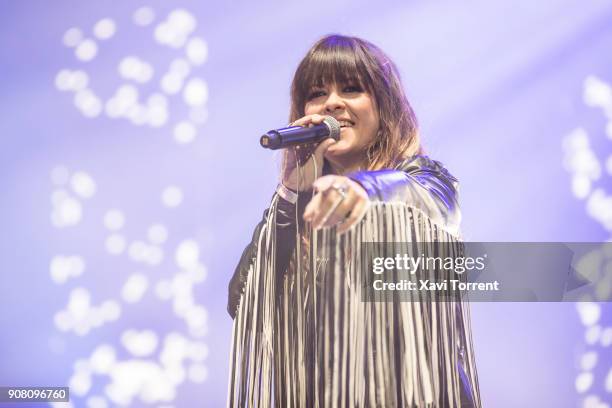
[1,0,611,407]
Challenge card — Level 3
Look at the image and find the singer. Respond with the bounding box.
[227,34,481,407]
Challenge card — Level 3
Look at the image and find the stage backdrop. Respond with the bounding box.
[1,0,611,407]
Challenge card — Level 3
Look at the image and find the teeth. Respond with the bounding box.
[339,120,353,128]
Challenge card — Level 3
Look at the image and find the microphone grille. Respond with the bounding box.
[323,116,341,140]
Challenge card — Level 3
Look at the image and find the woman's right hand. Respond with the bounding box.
[280,114,337,191]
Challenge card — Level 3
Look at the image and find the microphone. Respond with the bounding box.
[260,116,341,150]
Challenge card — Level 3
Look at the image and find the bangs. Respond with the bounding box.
[293,38,373,107]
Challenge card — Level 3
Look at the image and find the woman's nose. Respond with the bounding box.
[324,92,345,112]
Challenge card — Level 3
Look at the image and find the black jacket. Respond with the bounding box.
[227,155,460,318]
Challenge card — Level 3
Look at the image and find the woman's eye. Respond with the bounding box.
[307,90,325,100]
[344,85,362,93]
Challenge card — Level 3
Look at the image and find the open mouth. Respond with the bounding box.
[338,120,355,128]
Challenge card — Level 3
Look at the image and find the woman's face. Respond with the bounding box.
[304,81,379,170]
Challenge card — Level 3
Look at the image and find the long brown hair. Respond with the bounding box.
[289,34,422,170]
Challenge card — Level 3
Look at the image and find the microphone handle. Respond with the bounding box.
[260,124,330,150]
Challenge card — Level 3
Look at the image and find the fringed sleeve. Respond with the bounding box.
[349,155,461,236]
[227,192,311,319]
[227,156,481,408]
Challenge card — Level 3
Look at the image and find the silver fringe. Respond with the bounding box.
[228,199,481,407]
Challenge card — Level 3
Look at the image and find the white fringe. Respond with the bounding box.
[228,200,481,407]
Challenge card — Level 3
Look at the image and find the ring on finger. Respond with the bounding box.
[318,194,345,227]
[331,183,348,200]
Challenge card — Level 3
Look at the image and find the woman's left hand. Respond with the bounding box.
[303,175,370,234]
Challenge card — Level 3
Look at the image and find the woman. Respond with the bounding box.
[227,34,480,407]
